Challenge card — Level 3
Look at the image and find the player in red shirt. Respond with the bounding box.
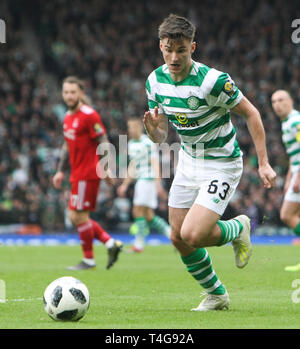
[53,76,122,270]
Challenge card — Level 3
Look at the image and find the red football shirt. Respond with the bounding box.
[63,104,106,182]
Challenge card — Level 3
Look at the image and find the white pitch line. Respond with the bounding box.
[1,297,43,303]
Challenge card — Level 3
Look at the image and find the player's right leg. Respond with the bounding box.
[280,199,300,271]
[280,200,300,234]
[67,180,122,269]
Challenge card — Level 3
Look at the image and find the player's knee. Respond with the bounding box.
[180,227,202,248]
[280,210,291,225]
[170,227,182,247]
[68,210,88,226]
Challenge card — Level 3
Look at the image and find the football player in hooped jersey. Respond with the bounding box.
[53,76,122,270]
[117,117,171,252]
[271,90,300,272]
[144,14,276,311]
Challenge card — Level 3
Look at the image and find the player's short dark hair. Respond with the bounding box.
[158,14,196,41]
[62,76,84,91]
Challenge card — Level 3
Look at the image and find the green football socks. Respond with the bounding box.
[181,248,226,295]
[149,215,170,236]
[217,219,243,246]
[294,221,300,237]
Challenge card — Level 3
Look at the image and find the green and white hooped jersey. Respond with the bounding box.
[281,109,300,173]
[128,134,158,180]
[146,61,243,159]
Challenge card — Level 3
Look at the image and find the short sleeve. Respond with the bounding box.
[87,111,106,139]
[206,72,243,109]
[146,77,164,114]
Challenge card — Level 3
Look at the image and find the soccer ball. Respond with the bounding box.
[43,276,90,322]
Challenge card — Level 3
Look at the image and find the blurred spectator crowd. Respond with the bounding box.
[0,0,300,232]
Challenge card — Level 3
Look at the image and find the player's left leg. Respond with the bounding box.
[180,204,251,268]
[280,200,300,234]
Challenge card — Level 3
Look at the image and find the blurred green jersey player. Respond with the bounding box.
[272,90,300,272]
[118,117,170,252]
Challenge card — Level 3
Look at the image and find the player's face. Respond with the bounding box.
[271,91,293,119]
[127,120,143,140]
[159,37,196,81]
[62,82,83,111]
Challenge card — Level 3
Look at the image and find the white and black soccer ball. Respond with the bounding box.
[43,276,90,322]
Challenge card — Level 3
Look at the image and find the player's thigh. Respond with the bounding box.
[169,206,189,240]
[169,207,194,255]
[180,204,220,247]
[280,200,300,220]
[68,209,90,226]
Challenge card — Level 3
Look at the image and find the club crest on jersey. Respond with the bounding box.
[72,118,79,128]
[175,113,188,125]
[187,96,201,110]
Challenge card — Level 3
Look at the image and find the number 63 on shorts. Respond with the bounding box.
[168,158,243,216]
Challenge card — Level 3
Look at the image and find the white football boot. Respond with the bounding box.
[231,215,252,268]
[191,291,230,311]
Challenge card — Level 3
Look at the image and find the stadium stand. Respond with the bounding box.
[0,0,299,233]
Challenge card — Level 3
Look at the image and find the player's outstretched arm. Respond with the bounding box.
[143,106,168,144]
[232,97,276,189]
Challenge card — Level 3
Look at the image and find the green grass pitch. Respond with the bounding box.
[1,243,300,329]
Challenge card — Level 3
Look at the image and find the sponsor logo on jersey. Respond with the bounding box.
[296,125,300,142]
[175,113,188,125]
[223,78,236,97]
[64,129,76,140]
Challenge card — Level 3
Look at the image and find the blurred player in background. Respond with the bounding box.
[144,14,276,311]
[53,76,122,270]
[271,90,300,272]
[117,117,171,252]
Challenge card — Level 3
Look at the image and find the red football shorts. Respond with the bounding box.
[69,179,100,211]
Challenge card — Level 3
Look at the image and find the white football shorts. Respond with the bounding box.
[284,172,300,203]
[133,179,158,209]
[168,148,243,216]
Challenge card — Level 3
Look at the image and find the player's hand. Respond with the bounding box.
[104,168,116,186]
[143,107,160,133]
[53,171,64,189]
[258,163,276,189]
[117,183,128,197]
